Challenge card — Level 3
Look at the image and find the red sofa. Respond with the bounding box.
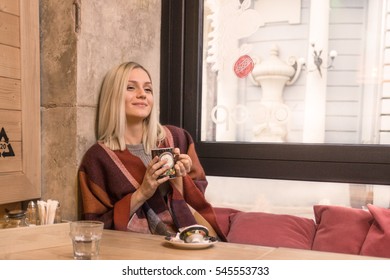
[214,204,390,258]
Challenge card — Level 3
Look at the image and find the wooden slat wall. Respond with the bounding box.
[0,0,21,173]
[326,0,366,144]
[0,142,21,172]
[0,0,40,204]
[0,0,19,16]
[0,11,19,46]
[0,44,20,79]
[0,0,22,209]
[0,77,21,110]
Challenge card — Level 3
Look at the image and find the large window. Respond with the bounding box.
[202,0,383,144]
[160,0,390,185]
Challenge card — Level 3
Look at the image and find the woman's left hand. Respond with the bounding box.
[173,148,192,177]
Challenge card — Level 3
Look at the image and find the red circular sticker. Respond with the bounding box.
[233,55,254,78]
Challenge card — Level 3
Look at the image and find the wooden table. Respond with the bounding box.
[0,227,384,260]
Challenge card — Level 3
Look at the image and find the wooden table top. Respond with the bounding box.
[0,229,383,260]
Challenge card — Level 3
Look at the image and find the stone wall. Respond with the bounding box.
[40,0,161,221]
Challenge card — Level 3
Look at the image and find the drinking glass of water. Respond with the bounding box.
[69,220,104,260]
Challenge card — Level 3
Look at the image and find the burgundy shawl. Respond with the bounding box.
[78,125,226,241]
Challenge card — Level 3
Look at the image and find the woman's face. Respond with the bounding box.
[124,68,154,123]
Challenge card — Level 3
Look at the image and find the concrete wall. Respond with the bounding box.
[40,0,161,221]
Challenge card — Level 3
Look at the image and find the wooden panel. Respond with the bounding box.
[330,0,365,8]
[0,0,40,204]
[0,44,20,79]
[0,77,21,110]
[386,11,390,28]
[330,55,360,71]
[384,48,390,64]
[380,115,390,130]
[330,8,365,23]
[249,24,308,42]
[386,31,390,46]
[325,131,358,143]
[0,174,38,204]
[327,86,360,101]
[329,24,364,39]
[0,141,21,172]
[20,0,40,198]
[327,71,360,86]
[0,11,19,47]
[325,116,358,131]
[0,223,70,254]
[383,65,390,81]
[0,110,21,140]
[329,39,363,55]
[379,132,390,144]
[382,83,390,97]
[326,101,359,116]
[0,0,19,16]
[381,98,390,113]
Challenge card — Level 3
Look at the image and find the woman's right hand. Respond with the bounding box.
[138,156,170,201]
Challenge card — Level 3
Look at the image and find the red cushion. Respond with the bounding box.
[360,204,390,258]
[227,211,316,250]
[312,205,373,254]
[213,207,240,237]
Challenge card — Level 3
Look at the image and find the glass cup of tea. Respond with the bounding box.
[69,220,104,260]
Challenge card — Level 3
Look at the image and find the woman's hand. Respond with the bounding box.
[138,156,170,200]
[168,148,192,196]
[130,157,170,217]
[173,148,192,177]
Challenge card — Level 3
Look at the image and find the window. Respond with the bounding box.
[160,0,390,185]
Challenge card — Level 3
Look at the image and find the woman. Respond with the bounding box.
[78,62,226,241]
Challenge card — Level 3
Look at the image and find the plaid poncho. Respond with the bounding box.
[78,125,226,241]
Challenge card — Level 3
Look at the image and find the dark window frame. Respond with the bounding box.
[160,0,390,185]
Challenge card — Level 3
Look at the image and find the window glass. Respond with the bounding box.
[201,0,387,144]
[206,176,390,218]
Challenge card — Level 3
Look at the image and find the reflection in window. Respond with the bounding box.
[201,0,388,144]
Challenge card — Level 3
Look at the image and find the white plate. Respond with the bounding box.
[164,239,217,249]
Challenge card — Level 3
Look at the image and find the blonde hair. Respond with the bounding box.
[97,62,165,153]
